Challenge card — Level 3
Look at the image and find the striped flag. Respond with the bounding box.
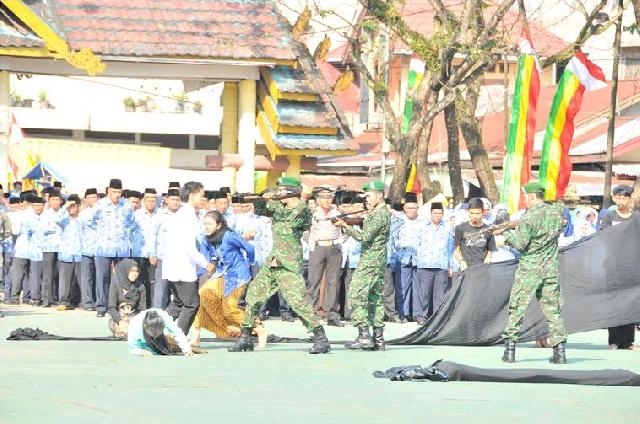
[403,58,425,193]
[501,40,540,214]
[539,51,606,200]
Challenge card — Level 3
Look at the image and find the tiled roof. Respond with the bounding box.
[5,0,297,60]
[270,65,316,94]
[0,4,44,48]
[275,133,351,151]
[277,101,340,129]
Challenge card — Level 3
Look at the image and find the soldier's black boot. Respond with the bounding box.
[372,327,385,351]
[345,325,375,350]
[549,342,567,364]
[502,339,516,363]
[227,327,254,352]
[309,326,331,354]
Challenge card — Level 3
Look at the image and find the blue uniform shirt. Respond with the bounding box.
[416,220,454,270]
[13,209,44,261]
[58,215,83,263]
[40,207,65,253]
[131,208,157,258]
[88,197,135,258]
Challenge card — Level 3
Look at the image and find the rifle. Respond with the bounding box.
[239,188,302,203]
[317,210,366,226]
[473,221,516,235]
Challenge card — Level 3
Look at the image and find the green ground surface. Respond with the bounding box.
[0,305,638,423]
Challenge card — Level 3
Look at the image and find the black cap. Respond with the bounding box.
[144,188,157,195]
[85,188,98,197]
[168,182,180,188]
[49,189,62,199]
[204,190,215,201]
[127,190,142,199]
[31,196,44,204]
[167,188,180,198]
[67,194,81,204]
[212,190,227,200]
[53,181,62,188]
[42,187,52,195]
[613,185,633,196]
[403,192,418,203]
[109,179,123,190]
[9,198,20,204]
[19,192,29,202]
[122,189,130,198]
[220,187,231,195]
[392,201,404,212]
[431,202,444,211]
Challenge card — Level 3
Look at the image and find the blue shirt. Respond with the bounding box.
[13,209,44,261]
[416,220,454,270]
[58,215,83,263]
[223,209,236,232]
[88,197,135,257]
[341,230,362,269]
[79,207,97,257]
[40,207,65,253]
[151,208,176,261]
[253,216,273,266]
[131,208,157,258]
[387,212,404,267]
[197,230,255,296]
[395,217,423,266]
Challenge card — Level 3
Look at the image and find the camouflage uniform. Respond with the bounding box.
[344,202,391,328]
[502,201,567,346]
[242,199,320,331]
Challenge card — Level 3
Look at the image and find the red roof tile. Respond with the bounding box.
[9,0,297,60]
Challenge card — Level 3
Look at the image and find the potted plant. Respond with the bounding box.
[193,100,203,114]
[123,96,136,112]
[38,90,50,109]
[173,91,188,113]
[11,93,22,107]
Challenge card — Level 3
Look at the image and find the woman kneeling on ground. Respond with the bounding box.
[190,211,266,348]
[108,259,146,338]
[128,309,194,356]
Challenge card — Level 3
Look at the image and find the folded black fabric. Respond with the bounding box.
[7,327,121,341]
[374,360,640,386]
[392,215,640,346]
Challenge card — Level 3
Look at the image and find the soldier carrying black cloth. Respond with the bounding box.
[494,181,568,364]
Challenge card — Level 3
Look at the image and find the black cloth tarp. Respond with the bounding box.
[374,360,640,386]
[392,214,640,346]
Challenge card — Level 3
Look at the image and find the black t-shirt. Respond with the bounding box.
[454,222,497,266]
[600,210,634,229]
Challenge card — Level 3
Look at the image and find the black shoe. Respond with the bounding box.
[280,313,295,322]
[549,342,567,364]
[228,327,254,352]
[96,311,106,317]
[502,340,516,363]
[372,327,385,351]
[345,325,375,350]
[309,326,331,354]
[327,319,344,327]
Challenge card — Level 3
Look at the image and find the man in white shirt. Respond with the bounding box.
[162,182,214,336]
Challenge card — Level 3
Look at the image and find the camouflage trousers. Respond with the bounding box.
[503,271,567,346]
[242,266,320,332]
[347,262,385,328]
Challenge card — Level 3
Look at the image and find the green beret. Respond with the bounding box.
[362,180,385,192]
[276,176,301,188]
[523,181,545,194]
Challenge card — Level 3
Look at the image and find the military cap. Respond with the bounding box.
[362,180,385,192]
[277,176,301,188]
[523,181,545,194]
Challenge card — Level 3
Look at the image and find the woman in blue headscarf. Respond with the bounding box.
[557,208,576,247]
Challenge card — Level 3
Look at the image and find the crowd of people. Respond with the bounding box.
[0,177,636,357]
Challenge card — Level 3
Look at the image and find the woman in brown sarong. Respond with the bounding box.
[191,211,266,347]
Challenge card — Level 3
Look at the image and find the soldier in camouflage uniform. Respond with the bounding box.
[335,180,390,350]
[496,181,567,364]
[228,176,330,354]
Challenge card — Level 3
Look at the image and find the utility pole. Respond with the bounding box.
[603,0,623,208]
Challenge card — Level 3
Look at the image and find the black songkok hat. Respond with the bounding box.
[85,188,98,197]
[127,190,142,199]
[144,188,157,195]
[213,190,227,200]
[204,190,215,201]
[403,192,418,203]
[31,196,44,204]
[431,202,444,211]
[53,181,62,188]
[169,182,180,188]
[67,194,81,204]
[109,179,123,190]
[9,197,20,204]
[392,201,404,212]
[219,187,231,195]
[49,189,62,199]
[167,188,180,198]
